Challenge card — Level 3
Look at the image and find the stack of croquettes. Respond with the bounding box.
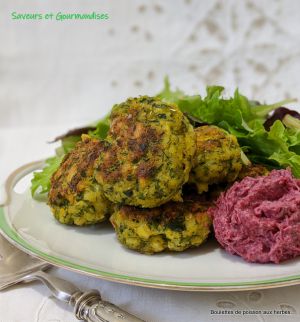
[48,96,243,254]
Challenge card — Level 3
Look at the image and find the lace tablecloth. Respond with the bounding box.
[1,1,300,321]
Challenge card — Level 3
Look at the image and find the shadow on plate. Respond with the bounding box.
[52,219,114,237]
[117,235,221,259]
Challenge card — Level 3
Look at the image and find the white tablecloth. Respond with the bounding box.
[2,0,300,321]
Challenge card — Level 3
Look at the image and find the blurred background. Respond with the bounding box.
[1,0,300,129]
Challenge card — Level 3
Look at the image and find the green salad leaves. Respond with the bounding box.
[31,78,300,199]
[31,155,65,197]
[158,78,300,177]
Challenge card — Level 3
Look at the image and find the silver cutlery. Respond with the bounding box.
[0,234,144,322]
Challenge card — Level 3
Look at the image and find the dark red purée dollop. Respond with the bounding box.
[210,169,300,263]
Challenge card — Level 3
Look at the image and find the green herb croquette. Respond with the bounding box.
[110,194,212,254]
[189,125,243,193]
[94,96,196,208]
[48,136,111,225]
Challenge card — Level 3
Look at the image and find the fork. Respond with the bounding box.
[0,233,144,322]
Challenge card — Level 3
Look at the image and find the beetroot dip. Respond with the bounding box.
[210,169,300,263]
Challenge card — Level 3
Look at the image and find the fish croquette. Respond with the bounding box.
[48,136,111,225]
[94,96,196,208]
[110,194,212,254]
[189,125,242,193]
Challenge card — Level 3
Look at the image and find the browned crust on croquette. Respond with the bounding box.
[238,164,270,180]
[49,137,105,205]
[97,112,163,183]
[111,114,162,157]
[137,161,157,179]
[195,126,227,152]
[97,144,122,183]
[118,194,212,225]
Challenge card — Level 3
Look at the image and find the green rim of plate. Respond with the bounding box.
[1,206,300,289]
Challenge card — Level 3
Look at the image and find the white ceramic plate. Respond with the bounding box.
[1,161,300,292]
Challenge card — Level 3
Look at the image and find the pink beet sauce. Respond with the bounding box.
[210,169,300,263]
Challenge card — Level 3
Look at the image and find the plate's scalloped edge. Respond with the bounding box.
[1,163,300,291]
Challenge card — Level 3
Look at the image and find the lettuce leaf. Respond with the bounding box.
[158,78,293,130]
[158,78,300,177]
[31,155,64,198]
[88,115,110,139]
[157,76,186,104]
[267,121,300,177]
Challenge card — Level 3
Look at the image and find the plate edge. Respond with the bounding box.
[1,161,300,291]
